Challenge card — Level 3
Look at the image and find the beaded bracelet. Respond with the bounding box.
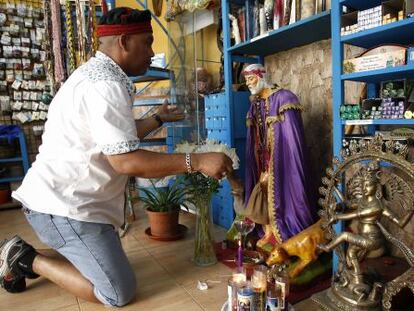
[185,153,193,173]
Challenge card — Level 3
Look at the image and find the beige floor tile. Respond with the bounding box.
[1,208,319,311]
[182,273,230,311]
[0,278,78,311]
[53,305,81,311]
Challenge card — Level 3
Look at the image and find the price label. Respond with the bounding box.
[345,120,374,125]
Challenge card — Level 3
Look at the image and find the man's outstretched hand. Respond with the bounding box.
[157,100,185,123]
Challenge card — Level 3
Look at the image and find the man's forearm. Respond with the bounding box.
[106,149,234,180]
[135,116,160,139]
[107,149,189,178]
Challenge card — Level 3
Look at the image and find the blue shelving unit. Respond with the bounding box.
[0,129,30,186]
[332,0,414,271]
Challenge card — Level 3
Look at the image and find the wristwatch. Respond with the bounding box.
[153,114,163,127]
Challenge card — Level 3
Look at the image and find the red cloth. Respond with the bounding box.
[97,22,153,37]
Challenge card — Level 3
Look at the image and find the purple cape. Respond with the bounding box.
[245,89,318,242]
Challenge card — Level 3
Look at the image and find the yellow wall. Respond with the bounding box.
[116,0,170,89]
[116,1,221,90]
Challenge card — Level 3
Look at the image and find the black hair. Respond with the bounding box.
[98,7,151,25]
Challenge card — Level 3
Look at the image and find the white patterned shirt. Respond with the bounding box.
[13,51,139,228]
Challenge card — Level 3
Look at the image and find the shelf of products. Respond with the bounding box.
[228,10,331,56]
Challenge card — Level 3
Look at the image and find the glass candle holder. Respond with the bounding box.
[237,282,254,311]
[252,265,267,311]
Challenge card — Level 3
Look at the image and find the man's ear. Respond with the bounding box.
[118,34,128,52]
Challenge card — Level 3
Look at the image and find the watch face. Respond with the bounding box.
[0,13,6,25]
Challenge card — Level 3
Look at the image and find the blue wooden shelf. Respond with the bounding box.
[130,67,171,83]
[0,157,23,163]
[342,119,414,125]
[140,139,167,147]
[342,18,414,48]
[340,0,382,10]
[228,11,331,56]
[0,176,24,183]
[134,98,169,106]
[341,64,414,83]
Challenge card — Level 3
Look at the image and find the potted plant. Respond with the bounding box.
[138,178,193,239]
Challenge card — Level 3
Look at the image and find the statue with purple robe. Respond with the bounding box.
[240,64,318,250]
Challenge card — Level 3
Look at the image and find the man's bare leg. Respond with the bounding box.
[32,253,100,303]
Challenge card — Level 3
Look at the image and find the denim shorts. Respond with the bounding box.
[23,207,136,306]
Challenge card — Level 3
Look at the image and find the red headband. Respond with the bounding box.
[242,69,266,78]
[97,21,153,37]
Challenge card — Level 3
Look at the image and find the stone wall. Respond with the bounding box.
[265,39,365,194]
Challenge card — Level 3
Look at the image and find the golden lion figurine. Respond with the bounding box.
[266,219,326,278]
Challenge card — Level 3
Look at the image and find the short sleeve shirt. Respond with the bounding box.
[12,52,139,228]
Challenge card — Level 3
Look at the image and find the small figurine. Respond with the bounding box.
[266,219,326,278]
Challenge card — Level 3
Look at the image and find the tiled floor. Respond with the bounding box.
[0,207,319,311]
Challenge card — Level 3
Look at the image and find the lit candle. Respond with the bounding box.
[237,237,243,272]
[232,272,247,284]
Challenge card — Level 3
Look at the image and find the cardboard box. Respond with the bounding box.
[343,48,406,73]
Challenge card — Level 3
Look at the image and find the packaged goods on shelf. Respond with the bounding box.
[340,104,361,120]
[361,97,407,119]
[358,5,382,31]
[343,46,406,74]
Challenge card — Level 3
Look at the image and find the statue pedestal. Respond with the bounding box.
[311,286,381,311]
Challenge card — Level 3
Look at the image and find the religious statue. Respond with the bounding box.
[312,135,414,311]
[319,161,414,297]
[239,63,318,251]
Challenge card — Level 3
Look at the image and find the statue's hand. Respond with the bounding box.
[327,215,338,226]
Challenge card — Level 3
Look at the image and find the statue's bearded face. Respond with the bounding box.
[245,74,265,95]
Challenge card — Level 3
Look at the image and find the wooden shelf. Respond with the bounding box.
[0,157,23,163]
[227,11,331,56]
[130,67,171,83]
[341,18,414,48]
[342,119,414,125]
[340,0,382,10]
[341,63,414,83]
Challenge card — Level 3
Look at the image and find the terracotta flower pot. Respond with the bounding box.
[146,208,179,238]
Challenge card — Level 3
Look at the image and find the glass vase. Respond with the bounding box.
[193,193,217,266]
